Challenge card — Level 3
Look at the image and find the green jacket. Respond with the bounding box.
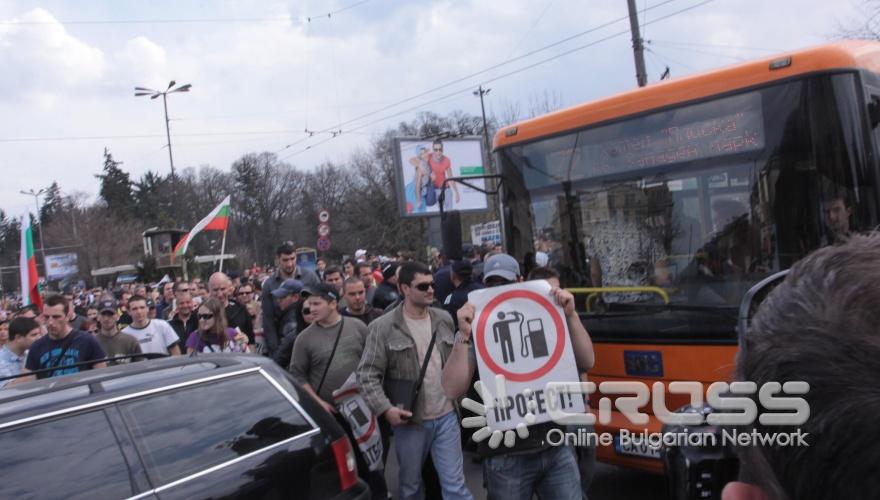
[356,304,456,423]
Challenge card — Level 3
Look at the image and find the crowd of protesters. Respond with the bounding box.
[0,228,873,500]
[0,238,592,500]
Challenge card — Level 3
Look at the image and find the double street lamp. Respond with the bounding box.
[134,81,192,179]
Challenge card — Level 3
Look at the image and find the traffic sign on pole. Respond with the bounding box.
[318,210,330,223]
[317,236,331,251]
[317,223,331,237]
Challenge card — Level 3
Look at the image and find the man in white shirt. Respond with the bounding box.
[122,295,182,355]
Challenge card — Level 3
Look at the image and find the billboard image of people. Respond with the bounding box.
[394,137,489,217]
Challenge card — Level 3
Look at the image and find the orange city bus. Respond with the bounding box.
[492,41,880,480]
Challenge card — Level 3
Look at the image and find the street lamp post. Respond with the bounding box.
[134,81,192,180]
[20,188,47,265]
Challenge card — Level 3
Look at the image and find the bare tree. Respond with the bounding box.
[834,1,880,39]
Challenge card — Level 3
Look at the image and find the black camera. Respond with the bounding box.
[662,404,739,500]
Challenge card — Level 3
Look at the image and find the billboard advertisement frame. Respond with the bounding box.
[44,253,79,282]
[392,136,490,218]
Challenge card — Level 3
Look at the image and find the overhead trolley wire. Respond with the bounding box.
[0,0,372,26]
[274,0,686,154]
[279,0,717,159]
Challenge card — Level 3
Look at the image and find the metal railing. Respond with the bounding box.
[567,286,670,313]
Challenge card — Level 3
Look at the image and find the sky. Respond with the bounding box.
[0,0,866,218]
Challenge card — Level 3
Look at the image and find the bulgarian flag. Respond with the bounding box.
[174,195,231,257]
[20,215,42,310]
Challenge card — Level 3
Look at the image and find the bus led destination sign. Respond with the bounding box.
[586,93,765,176]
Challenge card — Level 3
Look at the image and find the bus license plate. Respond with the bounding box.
[613,435,661,460]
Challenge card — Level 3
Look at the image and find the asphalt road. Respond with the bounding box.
[384,443,668,500]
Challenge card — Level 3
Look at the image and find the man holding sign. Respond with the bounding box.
[442,253,595,500]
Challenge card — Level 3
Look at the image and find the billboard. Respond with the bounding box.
[393,137,489,217]
[471,220,502,247]
[45,253,78,281]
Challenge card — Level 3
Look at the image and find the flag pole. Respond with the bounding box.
[218,227,228,272]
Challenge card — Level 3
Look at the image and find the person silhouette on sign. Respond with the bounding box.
[493,311,521,364]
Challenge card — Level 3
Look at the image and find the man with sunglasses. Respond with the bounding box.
[441,253,595,500]
[358,262,473,500]
[94,298,142,365]
[428,139,461,209]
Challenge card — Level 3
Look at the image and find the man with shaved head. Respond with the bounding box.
[209,272,254,343]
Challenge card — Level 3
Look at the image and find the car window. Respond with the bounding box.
[119,373,313,485]
[0,410,133,499]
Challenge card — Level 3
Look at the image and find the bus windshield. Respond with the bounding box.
[499,73,877,340]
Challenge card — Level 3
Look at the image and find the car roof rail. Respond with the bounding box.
[0,353,168,384]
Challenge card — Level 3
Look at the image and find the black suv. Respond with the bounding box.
[0,354,370,499]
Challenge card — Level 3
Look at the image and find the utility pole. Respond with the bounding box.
[627,0,648,87]
[473,85,493,171]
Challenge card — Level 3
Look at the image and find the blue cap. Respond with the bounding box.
[483,253,520,283]
[271,279,304,299]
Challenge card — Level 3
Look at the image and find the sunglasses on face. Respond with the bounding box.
[433,148,442,152]
[414,282,435,292]
[198,314,214,320]
[237,291,252,295]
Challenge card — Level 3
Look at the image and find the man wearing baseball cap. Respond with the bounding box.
[94,298,142,365]
[261,241,321,357]
[290,283,386,498]
[370,262,399,311]
[271,278,304,338]
[442,253,595,500]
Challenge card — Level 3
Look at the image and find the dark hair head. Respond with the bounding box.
[356,262,372,274]
[527,266,560,281]
[398,262,431,286]
[44,294,69,315]
[127,295,148,308]
[17,304,39,316]
[735,233,880,499]
[342,258,355,268]
[324,265,343,278]
[9,317,40,340]
[343,276,364,292]
[276,241,296,256]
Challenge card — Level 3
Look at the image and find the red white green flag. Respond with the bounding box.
[174,195,231,256]
[19,215,42,309]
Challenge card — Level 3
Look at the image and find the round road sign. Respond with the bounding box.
[318,210,330,223]
[474,289,566,383]
[317,237,331,251]
[317,223,331,237]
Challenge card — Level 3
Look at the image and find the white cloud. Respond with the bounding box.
[0,8,105,102]
[116,36,168,89]
[0,0,868,217]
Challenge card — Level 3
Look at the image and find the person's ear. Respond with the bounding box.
[722,481,769,500]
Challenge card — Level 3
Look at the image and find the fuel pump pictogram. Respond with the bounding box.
[491,311,549,364]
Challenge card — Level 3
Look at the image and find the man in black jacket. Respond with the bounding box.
[167,292,199,344]
[209,272,254,342]
[370,262,399,311]
[261,242,321,357]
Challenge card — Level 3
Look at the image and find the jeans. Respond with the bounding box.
[392,410,473,500]
[483,445,582,500]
